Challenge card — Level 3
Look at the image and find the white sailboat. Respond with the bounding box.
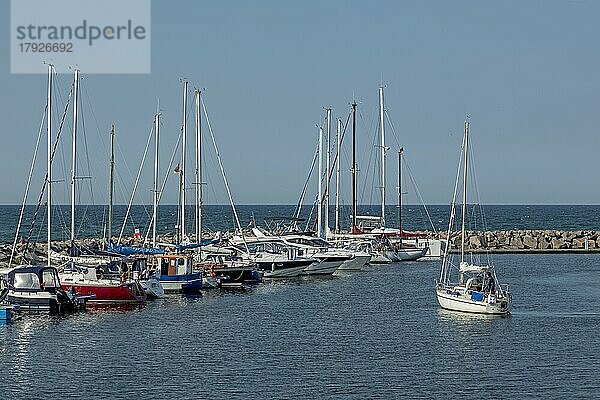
[435,119,511,315]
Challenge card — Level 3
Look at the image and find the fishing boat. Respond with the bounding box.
[435,119,511,315]
[155,254,202,294]
[5,266,88,314]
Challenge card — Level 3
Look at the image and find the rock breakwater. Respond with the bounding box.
[431,229,600,252]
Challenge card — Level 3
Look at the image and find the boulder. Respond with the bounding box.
[522,235,538,249]
[469,235,482,248]
[551,237,568,249]
[538,237,551,249]
[564,232,576,241]
[573,237,594,249]
[509,236,525,249]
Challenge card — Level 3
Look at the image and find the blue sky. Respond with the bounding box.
[1,0,599,205]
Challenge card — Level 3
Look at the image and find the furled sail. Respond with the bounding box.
[108,244,165,256]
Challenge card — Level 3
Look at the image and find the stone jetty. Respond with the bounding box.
[429,229,600,253]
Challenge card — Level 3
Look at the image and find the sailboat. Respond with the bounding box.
[54,70,147,303]
[152,80,202,294]
[189,89,261,287]
[435,119,512,315]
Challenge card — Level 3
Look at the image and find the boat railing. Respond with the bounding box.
[499,283,510,292]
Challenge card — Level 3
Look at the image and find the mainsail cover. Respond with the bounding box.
[108,244,165,256]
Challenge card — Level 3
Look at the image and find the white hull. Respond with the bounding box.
[202,275,220,289]
[140,277,164,299]
[384,250,400,262]
[436,288,510,315]
[389,238,445,259]
[262,265,308,278]
[160,281,194,293]
[303,259,342,275]
[337,254,371,270]
[369,252,392,264]
[396,248,428,261]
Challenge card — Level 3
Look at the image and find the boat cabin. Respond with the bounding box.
[8,266,61,294]
[243,240,302,259]
[156,254,194,277]
[285,236,330,250]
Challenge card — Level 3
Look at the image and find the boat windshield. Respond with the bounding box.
[42,269,60,288]
[13,272,41,290]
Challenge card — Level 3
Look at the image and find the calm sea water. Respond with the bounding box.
[1,253,599,399]
[1,204,600,243]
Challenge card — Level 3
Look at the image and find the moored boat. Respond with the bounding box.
[241,240,315,278]
[155,254,202,294]
[200,251,262,287]
[6,266,88,314]
[60,265,147,303]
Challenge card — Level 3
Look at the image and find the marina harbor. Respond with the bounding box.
[3,1,600,399]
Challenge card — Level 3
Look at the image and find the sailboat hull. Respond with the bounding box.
[61,281,147,303]
[396,247,428,261]
[436,288,510,315]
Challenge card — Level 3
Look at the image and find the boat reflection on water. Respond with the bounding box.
[84,302,146,314]
[436,307,511,323]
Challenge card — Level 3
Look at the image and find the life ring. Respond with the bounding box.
[209,265,216,277]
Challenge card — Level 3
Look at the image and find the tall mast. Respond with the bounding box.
[180,80,188,241]
[461,119,469,263]
[70,68,79,244]
[335,118,341,233]
[108,124,115,245]
[351,102,357,233]
[324,108,332,238]
[379,86,386,227]
[398,147,403,245]
[195,89,202,254]
[177,166,183,245]
[317,125,323,238]
[46,63,53,268]
[152,112,160,247]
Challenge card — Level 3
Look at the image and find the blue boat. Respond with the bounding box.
[154,254,202,294]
